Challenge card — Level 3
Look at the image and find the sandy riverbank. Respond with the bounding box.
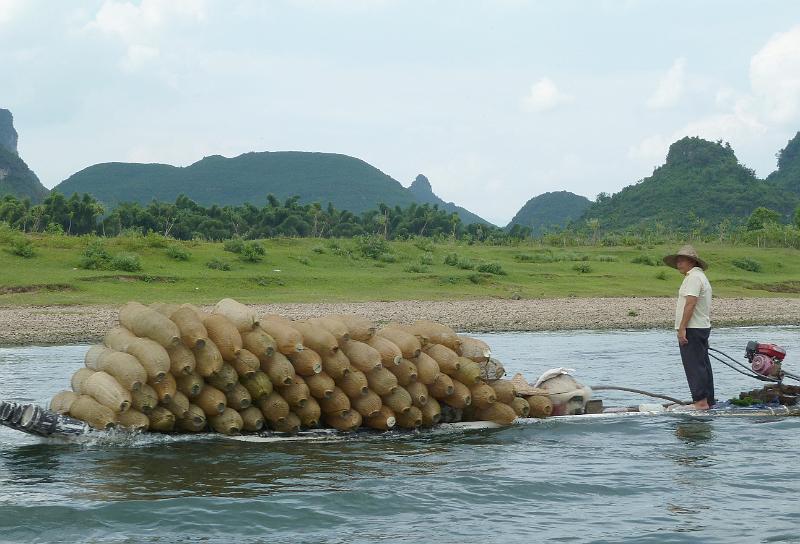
[1,297,799,346]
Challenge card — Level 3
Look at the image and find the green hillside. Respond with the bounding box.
[766,132,800,196]
[56,151,428,214]
[583,137,798,230]
[0,147,49,203]
[408,174,490,225]
[0,109,49,203]
[507,191,591,234]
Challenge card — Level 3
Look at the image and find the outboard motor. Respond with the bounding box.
[746,341,787,382]
[0,401,87,437]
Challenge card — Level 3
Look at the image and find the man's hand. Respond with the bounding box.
[677,328,688,346]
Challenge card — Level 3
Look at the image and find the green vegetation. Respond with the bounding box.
[1,231,798,306]
[581,135,800,233]
[53,151,486,226]
[507,191,592,235]
[731,257,762,273]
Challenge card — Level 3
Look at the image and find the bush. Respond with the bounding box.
[207,258,232,271]
[655,270,669,280]
[110,253,142,272]
[456,257,475,270]
[296,256,311,266]
[404,264,429,273]
[596,255,617,262]
[573,263,593,273]
[732,257,762,273]
[467,273,489,284]
[356,235,389,259]
[311,245,326,254]
[240,241,266,263]
[476,262,506,275]
[144,232,169,248]
[378,252,398,263]
[166,245,191,261]
[514,252,554,263]
[79,240,111,270]
[419,252,434,266]
[223,238,245,254]
[444,253,459,266]
[9,238,35,258]
[413,237,434,252]
[45,223,64,235]
[631,254,658,266]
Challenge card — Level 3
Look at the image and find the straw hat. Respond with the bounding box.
[662,244,708,270]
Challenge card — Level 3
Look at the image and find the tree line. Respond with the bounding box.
[0,192,532,242]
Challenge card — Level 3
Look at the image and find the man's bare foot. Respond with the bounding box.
[692,400,710,410]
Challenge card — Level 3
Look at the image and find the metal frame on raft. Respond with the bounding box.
[2,399,799,443]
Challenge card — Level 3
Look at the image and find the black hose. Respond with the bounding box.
[590,385,689,405]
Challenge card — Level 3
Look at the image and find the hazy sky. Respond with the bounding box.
[2,0,800,225]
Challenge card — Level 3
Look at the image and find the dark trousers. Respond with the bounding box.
[679,328,715,404]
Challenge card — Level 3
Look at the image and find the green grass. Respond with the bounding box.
[0,234,799,306]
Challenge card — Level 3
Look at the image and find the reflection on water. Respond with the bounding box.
[0,327,799,543]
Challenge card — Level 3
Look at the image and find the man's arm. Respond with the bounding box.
[677,295,698,346]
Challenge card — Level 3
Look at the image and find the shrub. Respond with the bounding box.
[573,263,593,273]
[655,270,669,280]
[413,237,434,252]
[207,258,231,271]
[732,258,762,273]
[378,252,398,263]
[404,264,429,273]
[9,238,35,258]
[144,232,169,248]
[419,252,434,266]
[166,245,191,261]
[240,242,266,263]
[311,245,326,254]
[596,255,617,262]
[79,240,111,270]
[456,257,475,270]
[514,252,554,263]
[444,253,459,266]
[476,262,506,275]
[223,238,245,254]
[111,253,142,272]
[631,254,658,266]
[356,235,389,259]
[467,273,489,284]
[296,256,311,266]
[45,223,64,235]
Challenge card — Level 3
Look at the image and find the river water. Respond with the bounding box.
[1,326,799,543]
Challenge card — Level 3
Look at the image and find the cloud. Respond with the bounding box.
[0,0,25,24]
[646,57,686,109]
[86,0,206,69]
[521,77,571,113]
[750,25,800,124]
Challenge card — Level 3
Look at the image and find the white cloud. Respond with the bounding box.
[750,25,800,124]
[646,57,686,109]
[521,77,571,113]
[88,0,207,41]
[0,0,25,24]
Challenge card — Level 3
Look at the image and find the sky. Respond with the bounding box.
[2,0,800,225]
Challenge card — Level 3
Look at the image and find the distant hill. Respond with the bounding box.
[582,137,798,230]
[0,109,48,202]
[408,174,491,225]
[765,131,800,197]
[506,191,591,234]
[55,151,426,214]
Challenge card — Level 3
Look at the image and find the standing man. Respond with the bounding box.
[663,245,714,410]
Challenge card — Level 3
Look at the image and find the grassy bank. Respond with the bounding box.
[1,233,798,306]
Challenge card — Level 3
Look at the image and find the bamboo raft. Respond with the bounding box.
[2,398,798,442]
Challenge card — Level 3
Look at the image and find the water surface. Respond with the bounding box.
[1,327,799,543]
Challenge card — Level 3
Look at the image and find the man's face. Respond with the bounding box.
[676,256,695,274]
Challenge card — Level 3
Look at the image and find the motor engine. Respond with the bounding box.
[745,341,786,381]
